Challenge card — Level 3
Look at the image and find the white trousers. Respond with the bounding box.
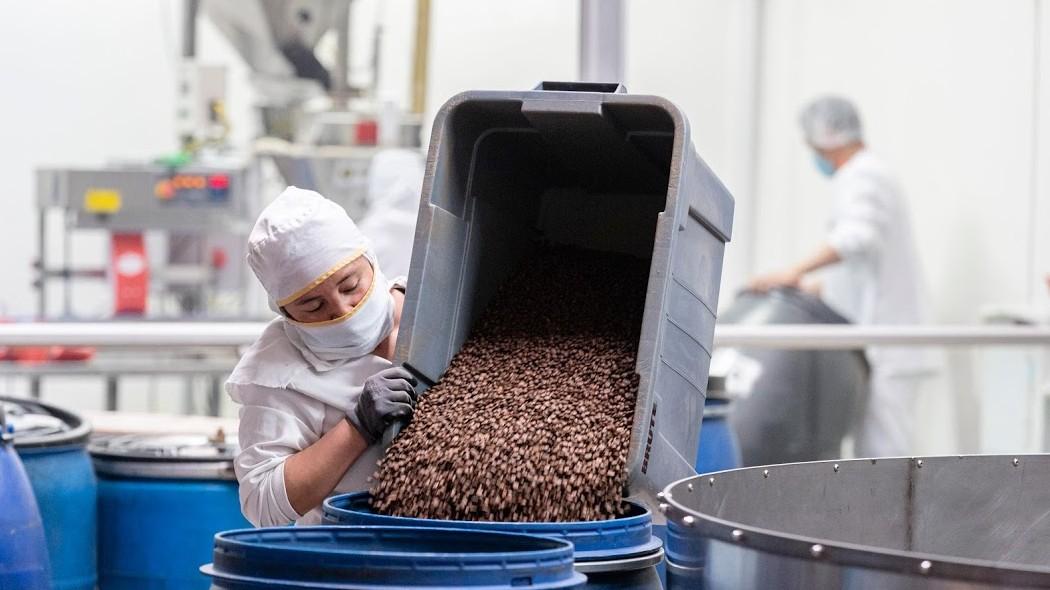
[853,369,921,458]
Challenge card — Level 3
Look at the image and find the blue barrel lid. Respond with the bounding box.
[0,396,91,449]
[201,526,586,590]
[324,492,662,564]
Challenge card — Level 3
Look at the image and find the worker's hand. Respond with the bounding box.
[346,366,418,444]
[800,278,823,297]
[748,268,804,293]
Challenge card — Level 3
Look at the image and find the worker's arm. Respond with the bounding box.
[233,385,366,527]
[284,366,416,515]
[749,243,842,292]
[283,420,369,516]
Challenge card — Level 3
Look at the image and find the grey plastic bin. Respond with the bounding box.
[395,81,735,512]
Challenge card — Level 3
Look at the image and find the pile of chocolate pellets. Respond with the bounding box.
[370,247,649,522]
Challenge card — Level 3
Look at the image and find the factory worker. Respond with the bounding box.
[227,186,417,526]
[749,96,928,457]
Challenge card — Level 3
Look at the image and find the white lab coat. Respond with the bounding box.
[820,149,928,457]
[227,279,404,527]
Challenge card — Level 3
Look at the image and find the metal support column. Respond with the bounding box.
[105,375,119,411]
[579,0,625,83]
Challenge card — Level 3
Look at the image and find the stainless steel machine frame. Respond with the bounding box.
[662,455,1050,589]
[34,163,258,319]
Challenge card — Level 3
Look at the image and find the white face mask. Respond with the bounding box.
[283,265,395,370]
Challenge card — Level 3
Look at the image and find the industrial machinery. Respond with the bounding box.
[35,162,258,318]
[717,288,870,465]
[33,0,427,321]
[202,0,425,217]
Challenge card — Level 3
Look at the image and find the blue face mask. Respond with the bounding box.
[813,153,836,177]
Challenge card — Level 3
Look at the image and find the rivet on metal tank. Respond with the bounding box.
[731,529,744,542]
[682,515,695,527]
[659,503,669,514]
[656,491,665,500]
[916,459,923,468]
[833,463,840,473]
[1013,458,1020,467]
[919,560,933,574]
[708,477,715,487]
[762,469,769,478]
[810,544,824,558]
[686,483,694,492]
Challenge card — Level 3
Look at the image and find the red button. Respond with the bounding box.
[208,174,230,190]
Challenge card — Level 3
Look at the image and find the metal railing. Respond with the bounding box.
[0,322,1049,349]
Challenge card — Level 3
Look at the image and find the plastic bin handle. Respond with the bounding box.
[533,81,627,94]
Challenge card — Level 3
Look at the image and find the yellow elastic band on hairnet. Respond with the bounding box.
[283,267,379,327]
[276,248,367,308]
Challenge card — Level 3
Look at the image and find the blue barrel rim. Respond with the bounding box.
[201,525,587,590]
[1,395,91,449]
[324,492,662,563]
[199,566,588,587]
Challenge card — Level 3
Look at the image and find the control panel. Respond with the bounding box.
[37,163,257,231]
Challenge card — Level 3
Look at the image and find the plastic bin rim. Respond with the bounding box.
[425,86,733,245]
[439,87,684,113]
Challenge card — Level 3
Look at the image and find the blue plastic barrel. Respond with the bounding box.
[0,406,52,590]
[90,434,250,590]
[694,377,741,475]
[3,396,96,590]
[325,493,663,590]
[202,525,587,589]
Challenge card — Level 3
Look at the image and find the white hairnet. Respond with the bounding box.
[247,186,373,311]
[799,96,863,150]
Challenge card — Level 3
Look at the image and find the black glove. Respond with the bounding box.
[347,366,418,444]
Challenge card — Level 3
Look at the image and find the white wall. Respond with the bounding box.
[422,0,578,139]
[625,0,764,304]
[0,1,176,319]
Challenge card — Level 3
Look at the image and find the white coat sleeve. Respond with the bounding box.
[826,181,889,260]
[231,383,325,527]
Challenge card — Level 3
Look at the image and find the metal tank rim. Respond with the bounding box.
[660,455,1050,588]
